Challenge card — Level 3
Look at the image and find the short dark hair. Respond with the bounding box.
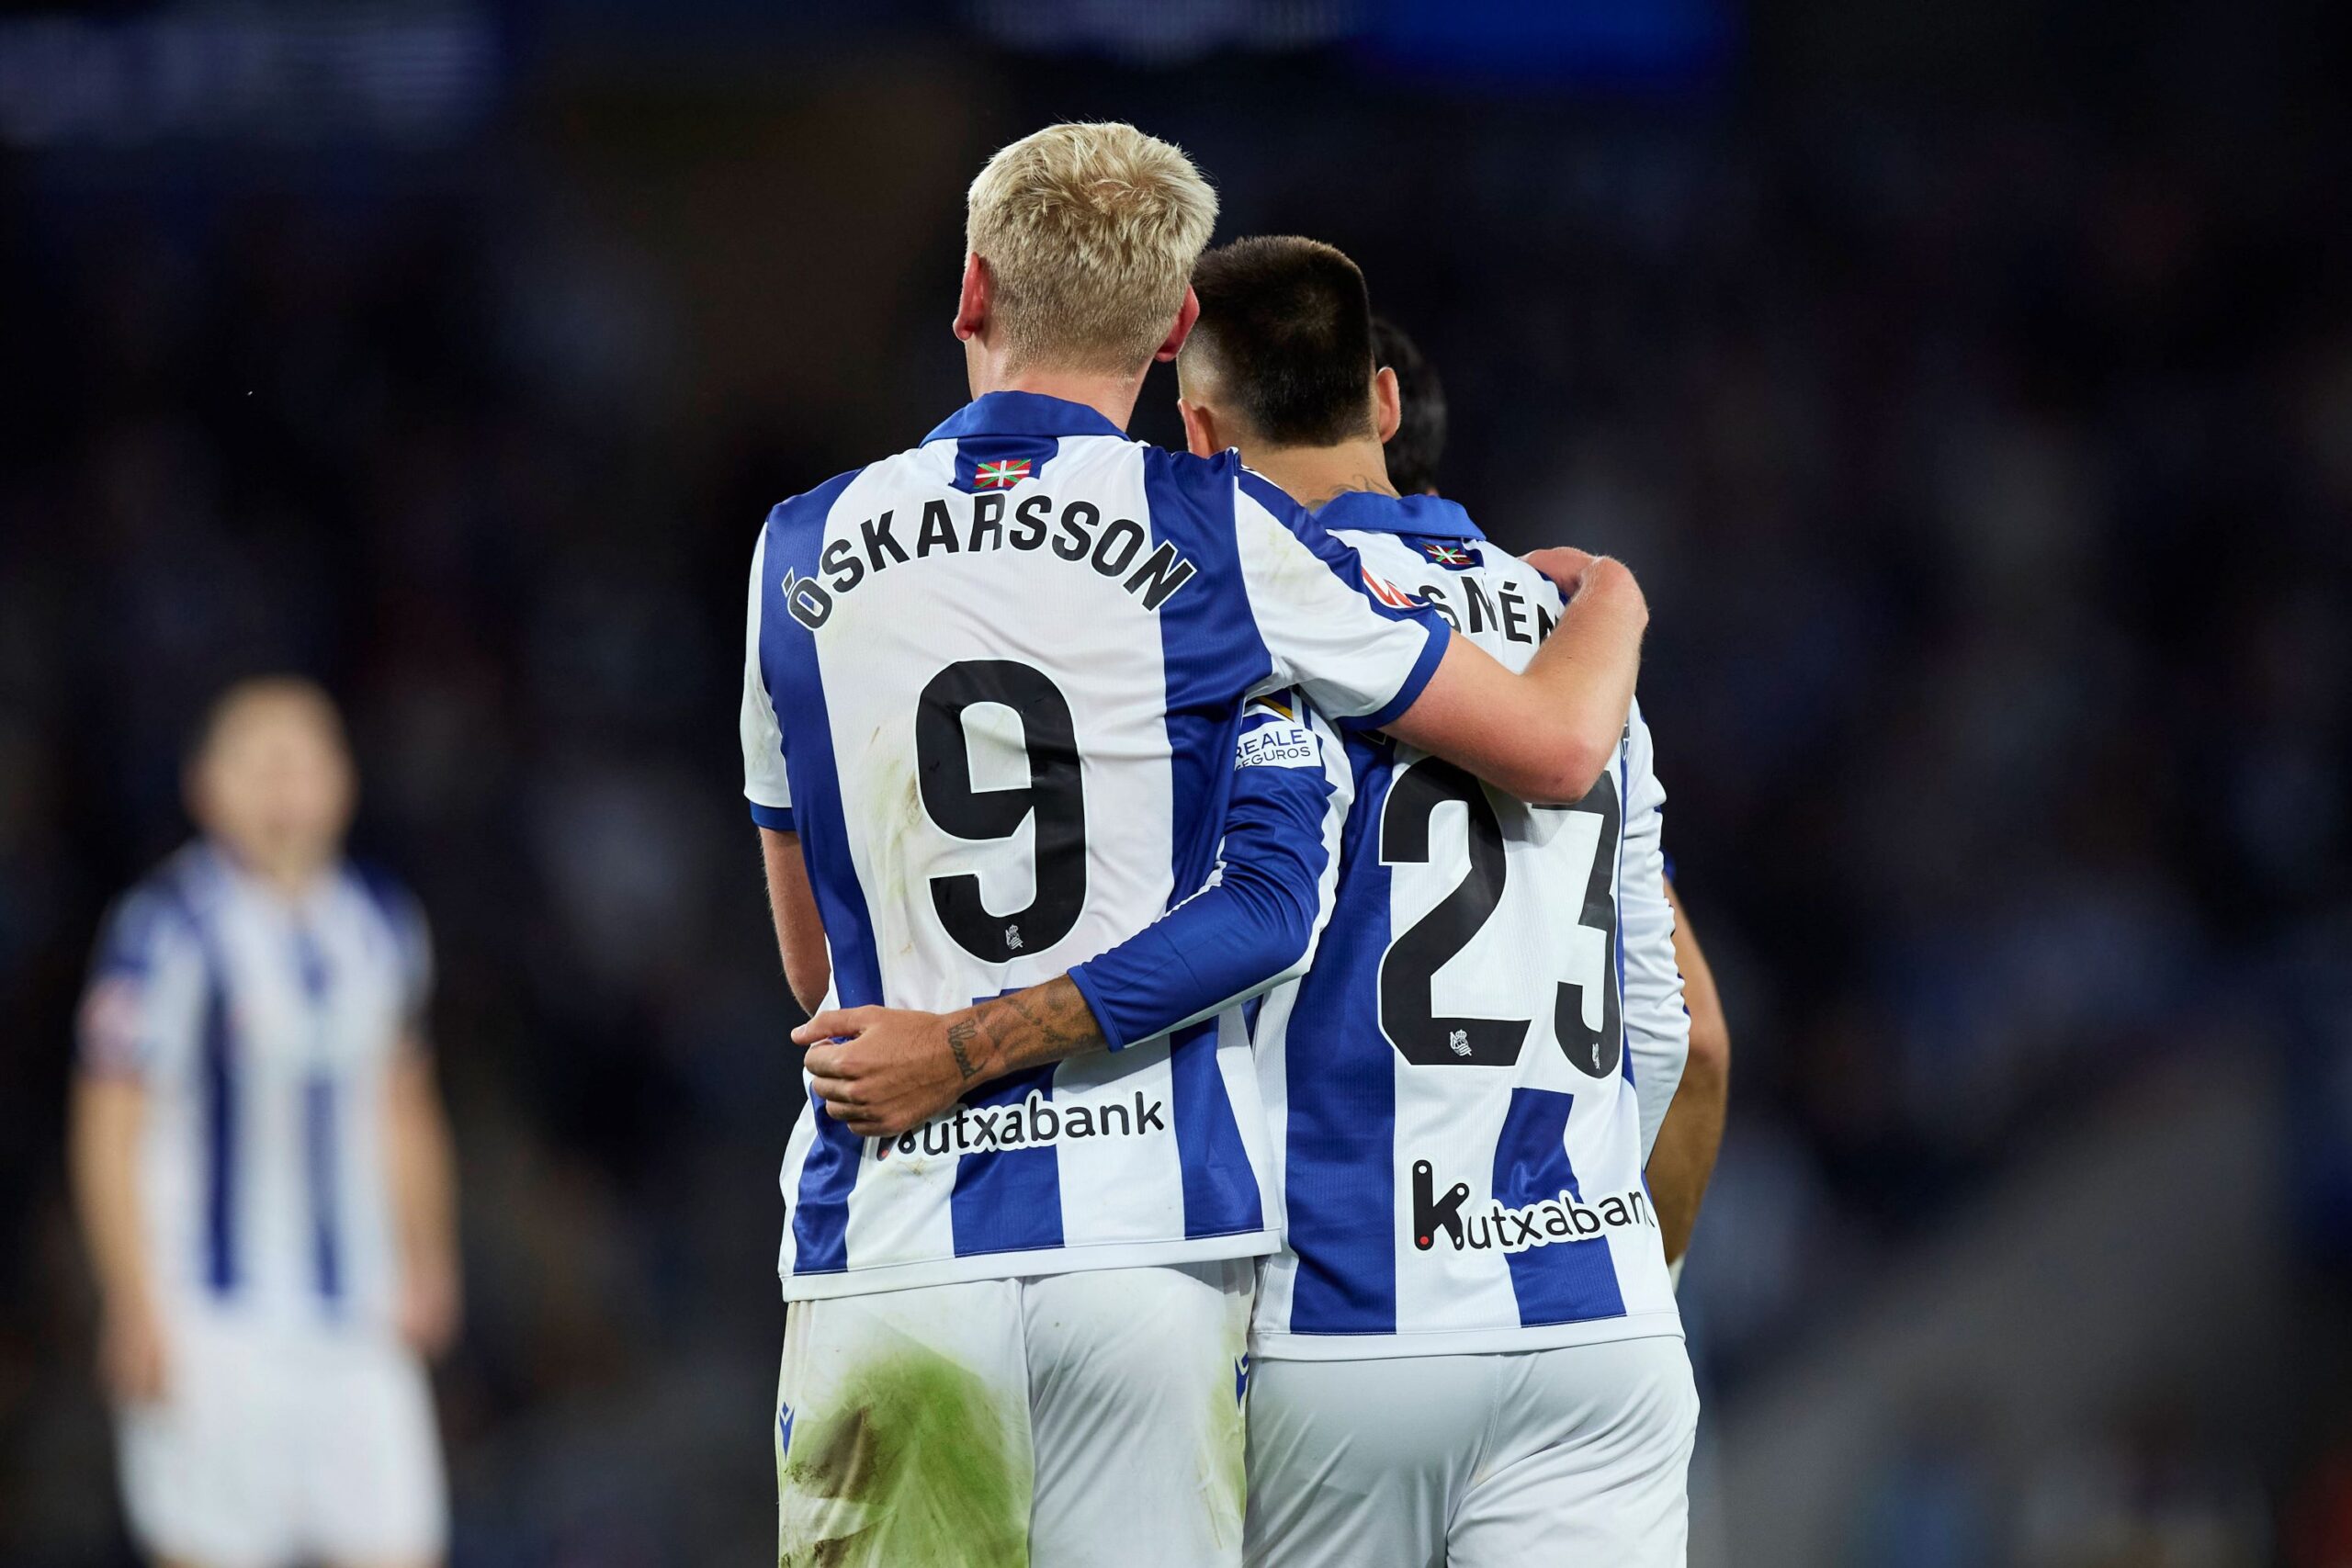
[1186,236,1376,447]
[1372,316,1447,494]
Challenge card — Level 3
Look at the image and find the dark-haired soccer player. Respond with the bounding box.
[73,678,458,1568]
[1371,314,1731,1271]
[1176,241,1697,1567]
[1368,316,1445,496]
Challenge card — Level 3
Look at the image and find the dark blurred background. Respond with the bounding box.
[3,2,2350,1564]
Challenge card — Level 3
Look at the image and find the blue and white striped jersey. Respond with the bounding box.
[740,392,1447,1301]
[78,841,432,1333]
[1251,492,1690,1360]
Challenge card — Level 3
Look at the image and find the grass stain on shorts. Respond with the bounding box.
[780,1345,1030,1568]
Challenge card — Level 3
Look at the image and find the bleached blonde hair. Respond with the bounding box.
[966,121,1219,376]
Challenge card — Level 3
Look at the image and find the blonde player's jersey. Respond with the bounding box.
[78,841,432,1333]
[740,392,1450,1302]
[1251,492,1689,1359]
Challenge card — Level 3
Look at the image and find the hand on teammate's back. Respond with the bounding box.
[1524,547,1637,610]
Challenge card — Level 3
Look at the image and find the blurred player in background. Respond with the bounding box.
[1176,238,1694,1565]
[72,677,459,1568]
[744,122,1649,1566]
[1373,313,1732,1269]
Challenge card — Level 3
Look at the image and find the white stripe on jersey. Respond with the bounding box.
[1252,492,1690,1360]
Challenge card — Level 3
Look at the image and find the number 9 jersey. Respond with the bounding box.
[1251,491,1690,1360]
[739,392,1451,1302]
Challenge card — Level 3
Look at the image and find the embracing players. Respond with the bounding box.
[73,678,459,1568]
[741,122,1650,1565]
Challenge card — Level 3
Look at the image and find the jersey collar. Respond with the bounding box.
[1312,490,1486,541]
[923,390,1131,445]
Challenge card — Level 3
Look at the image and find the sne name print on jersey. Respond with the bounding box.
[780,490,1203,629]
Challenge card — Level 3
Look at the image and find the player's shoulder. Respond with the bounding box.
[759,462,875,538]
[95,844,215,967]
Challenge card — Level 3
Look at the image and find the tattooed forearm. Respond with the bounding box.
[954,977,1109,1085]
[945,1018,981,1081]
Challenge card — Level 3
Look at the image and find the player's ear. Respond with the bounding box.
[1152,286,1200,363]
[954,252,990,343]
[1373,365,1402,445]
[1177,398,1225,459]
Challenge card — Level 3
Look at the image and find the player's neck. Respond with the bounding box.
[1248,439,1400,512]
[970,361,1146,433]
[211,836,336,902]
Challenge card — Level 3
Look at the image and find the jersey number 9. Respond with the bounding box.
[915,660,1090,964]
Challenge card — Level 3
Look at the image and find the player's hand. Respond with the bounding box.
[398,1252,462,1361]
[1522,547,1600,593]
[1526,548,1646,618]
[794,1007,989,1138]
[97,1292,169,1404]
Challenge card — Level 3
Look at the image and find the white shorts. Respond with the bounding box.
[118,1313,447,1568]
[775,1258,1254,1568]
[1245,1335,1697,1568]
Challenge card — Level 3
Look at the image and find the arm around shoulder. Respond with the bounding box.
[1385,555,1648,804]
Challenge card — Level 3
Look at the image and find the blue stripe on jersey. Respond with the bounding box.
[1170,1019,1262,1237]
[1142,447,1278,1241]
[759,469,879,1278]
[948,1064,1065,1255]
[1142,446,1269,898]
[1492,1087,1626,1326]
[291,924,344,1304]
[304,1077,343,1304]
[1283,731,1402,1335]
[198,936,238,1297]
[750,802,797,833]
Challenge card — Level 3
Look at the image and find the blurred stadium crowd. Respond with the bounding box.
[2,6,2350,1564]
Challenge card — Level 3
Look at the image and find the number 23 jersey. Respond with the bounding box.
[740,392,1449,1301]
[1252,491,1690,1360]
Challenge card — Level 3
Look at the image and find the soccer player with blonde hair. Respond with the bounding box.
[741,122,1650,1565]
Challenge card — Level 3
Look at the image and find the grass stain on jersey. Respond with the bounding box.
[778,1347,1029,1568]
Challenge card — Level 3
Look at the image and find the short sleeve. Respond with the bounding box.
[1231,474,1451,729]
[78,886,205,1080]
[741,527,796,830]
[352,867,435,1039]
